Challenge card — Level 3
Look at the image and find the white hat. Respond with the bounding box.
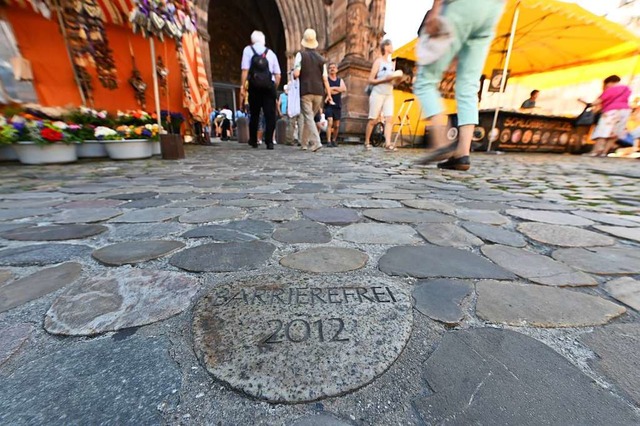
[251,31,266,45]
[283,84,289,91]
[301,28,319,49]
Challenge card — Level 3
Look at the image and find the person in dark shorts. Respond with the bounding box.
[325,62,346,147]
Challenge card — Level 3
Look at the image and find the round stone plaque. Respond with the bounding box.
[192,274,413,403]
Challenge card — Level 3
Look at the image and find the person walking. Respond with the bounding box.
[325,62,346,147]
[414,0,506,170]
[587,75,632,157]
[240,30,281,150]
[293,28,333,152]
[364,40,400,151]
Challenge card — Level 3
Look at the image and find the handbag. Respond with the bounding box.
[575,106,599,126]
[416,17,454,66]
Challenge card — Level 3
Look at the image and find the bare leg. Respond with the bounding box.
[364,119,376,147]
[427,113,449,149]
[384,116,394,149]
[326,118,334,144]
[453,124,474,157]
[602,137,618,156]
[333,120,341,143]
[590,138,605,156]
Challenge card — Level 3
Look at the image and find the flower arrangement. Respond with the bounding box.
[115,123,161,140]
[161,110,184,134]
[0,124,17,145]
[65,107,111,126]
[116,110,156,126]
[95,126,120,141]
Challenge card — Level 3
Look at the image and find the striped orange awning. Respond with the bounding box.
[180,31,211,123]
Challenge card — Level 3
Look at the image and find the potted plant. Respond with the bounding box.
[0,115,19,161]
[13,119,78,165]
[72,124,109,158]
[101,125,153,160]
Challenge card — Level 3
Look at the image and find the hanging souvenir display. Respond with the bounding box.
[129,0,198,41]
[128,40,147,109]
[59,0,118,90]
[156,55,168,96]
[83,0,118,89]
[59,0,94,104]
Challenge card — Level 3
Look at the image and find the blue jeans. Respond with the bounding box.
[414,0,505,126]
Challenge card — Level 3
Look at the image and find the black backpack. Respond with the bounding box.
[248,46,273,89]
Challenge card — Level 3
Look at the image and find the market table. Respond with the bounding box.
[452,109,593,154]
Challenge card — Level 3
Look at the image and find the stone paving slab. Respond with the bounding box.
[412,279,473,325]
[111,207,188,223]
[0,337,181,425]
[343,199,402,209]
[337,223,421,245]
[552,247,640,275]
[506,209,594,226]
[303,208,361,225]
[50,208,123,224]
[0,263,82,313]
[92,240,185,266]
[604,277,640,311]
[273,220,332,244]
[363,208,454,224]
[482,245,597,286]
[517,223,615,247]
[416,223,483,248]
[413,328,640,425]
[580,324,640,406]
[170,241,276,272]
[280,247,368,273]
[0,224,107,241]
[593,225,640,243]
[0,269,13,286]
[0,208,53,221]
[379,245,515,279]
[106,191,159,200]
[57,199,124,209]
[476,281,625,327]
[192,274,412,403]
[401,199,457,214]
[45,269,199,336]
[178,207,245,223]
[453,209,510,225]
[0,324,33,366]
[572,211,640,227]
[0,244,91,266]
[461,222,527,247]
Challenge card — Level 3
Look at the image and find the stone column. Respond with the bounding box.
[338,0,377,139]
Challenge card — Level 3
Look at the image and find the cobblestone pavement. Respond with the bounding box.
[0,142,639,425]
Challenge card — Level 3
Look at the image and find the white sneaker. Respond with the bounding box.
[273,141,278,145]
[311,143,323,152]
[302,146,308,151]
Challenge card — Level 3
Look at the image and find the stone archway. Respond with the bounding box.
[207,0,327,87]
[193,0,387,134]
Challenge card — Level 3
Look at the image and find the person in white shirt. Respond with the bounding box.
[240,31,282,150]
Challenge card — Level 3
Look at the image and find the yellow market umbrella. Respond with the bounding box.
[393,0,640,77]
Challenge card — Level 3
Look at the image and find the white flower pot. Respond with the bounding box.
[103,139,153,160]
[151,140,161,155]
[14,142,78,165]
[76,140,108,158]
[0,145,18,161]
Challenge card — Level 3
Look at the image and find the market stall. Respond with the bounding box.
[0,0,213,163]
[392,0,640,152]
[474,109,591,154]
